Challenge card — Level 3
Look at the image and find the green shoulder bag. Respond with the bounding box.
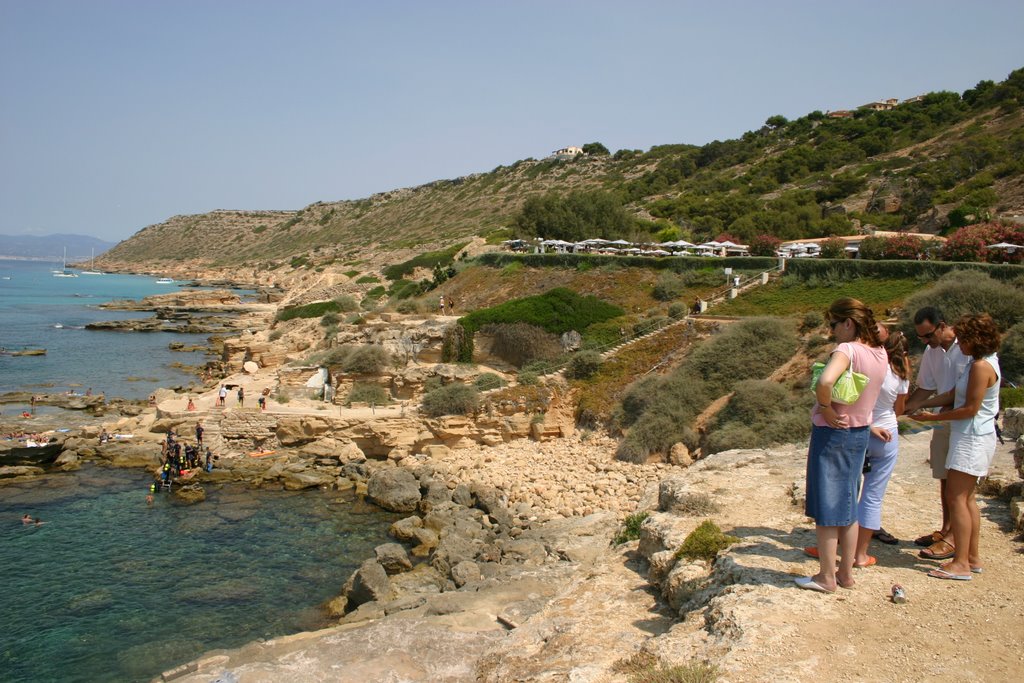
[810,361,870,405]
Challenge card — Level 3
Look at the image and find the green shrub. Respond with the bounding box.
[517,370,539,386]
[274,389,290,404]
[461,287,624,336]
[388,279,421,300]
[442,323,473,363]
[901,270,1024,335]
[668,302,687,319]
[617,411,700,464]
[344,270,360,278]
[276,300,341,322]
[396,299,421,314]
[1000,386,1024,408]
[675,520,740,562]
[566,350,602,379]
[346,382,390,406]
[705,380,812,454]
[501,261,524,276]
[421,383,480,417]
[268,329,283,341]
[483,322,562,367]
[686,318,798,389]
[383,242,468,280]
[341,346,391,374]
[999,322,1024,385]
[474,373,507,390]
[615,376,664,428]
[798,311,823,334]
[653,272,686,301]
[320,311,339,327]
[474,252,775,275]
[667,493,720,516]
[581,318,632,348]
[334,295,358,312]
[785,257,1023,283]
[355,275,380,284]
[613,653,719,683]
[613,511,650,545]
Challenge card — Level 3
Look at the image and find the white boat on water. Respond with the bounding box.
[53,248,78,278]
[155,277,175,284]
[81,248,102,275]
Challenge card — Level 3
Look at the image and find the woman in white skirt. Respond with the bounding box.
[911,313,1001,580]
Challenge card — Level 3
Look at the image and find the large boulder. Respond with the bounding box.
[276,416,331,446]
[389,515,423,541]
[366,468,422,512]
[1002,407,1024,441]
[431,532,481,577]
[374,543,413,575]
[471,483,514,530]
[0,465,45,479]
[173,484,206,505]
[342,559,393,609]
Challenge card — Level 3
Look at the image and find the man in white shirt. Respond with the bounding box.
[904,307,970,559]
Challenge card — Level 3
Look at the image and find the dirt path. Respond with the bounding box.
[646,431,1024,683]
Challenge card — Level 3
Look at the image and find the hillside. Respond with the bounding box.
[98,68,1024,274]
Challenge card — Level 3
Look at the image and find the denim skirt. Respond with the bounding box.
[805,424,869,527]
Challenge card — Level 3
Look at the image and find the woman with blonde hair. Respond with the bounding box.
[796,298,889,593]
[910,313,1001,580]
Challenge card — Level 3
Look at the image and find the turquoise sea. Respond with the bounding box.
[0,258,225,400]
[0,258,399,681]
[0,466,398,682]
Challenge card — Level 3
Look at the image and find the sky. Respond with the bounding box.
[1,1,1023,242]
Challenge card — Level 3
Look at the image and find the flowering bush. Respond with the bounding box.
[942,222,1024,264]
[854,234,925,260]
[883,233,924,260]
[749,234,781,256]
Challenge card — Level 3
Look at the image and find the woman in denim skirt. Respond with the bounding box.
[796,298,888,594]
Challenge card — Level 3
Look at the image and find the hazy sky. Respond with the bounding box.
[2,1,1022,242]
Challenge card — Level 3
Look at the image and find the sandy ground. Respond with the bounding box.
[649,430,1024,683]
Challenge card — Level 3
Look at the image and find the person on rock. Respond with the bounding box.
[237,386,245,407]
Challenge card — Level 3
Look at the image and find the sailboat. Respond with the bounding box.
[81,248,102,275]
[53,247,78,278]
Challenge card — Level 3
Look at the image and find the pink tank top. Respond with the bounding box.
[811,341,889,428]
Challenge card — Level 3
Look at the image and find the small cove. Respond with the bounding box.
[0,464,399,682]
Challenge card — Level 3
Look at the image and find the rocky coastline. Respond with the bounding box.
[3,275,1023,683]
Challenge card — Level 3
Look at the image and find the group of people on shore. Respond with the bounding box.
[150,424,214,499]
[797,298,1002,593]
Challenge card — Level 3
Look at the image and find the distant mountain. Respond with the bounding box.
[0,233,117,261]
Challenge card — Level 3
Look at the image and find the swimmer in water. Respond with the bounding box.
[22,514,32,524]
[34,518,45,526]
